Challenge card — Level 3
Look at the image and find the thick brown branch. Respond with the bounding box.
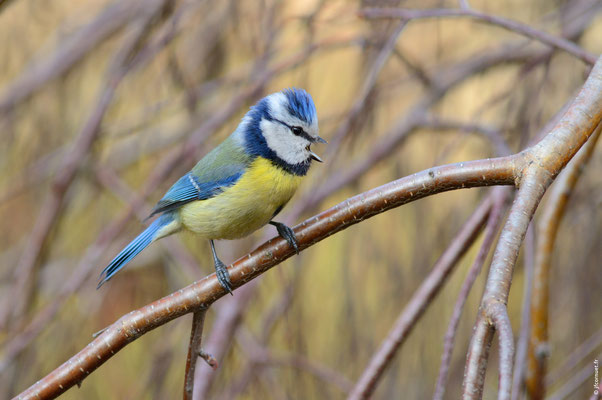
[14,156,516,400]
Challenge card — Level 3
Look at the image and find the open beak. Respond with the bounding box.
[310,150,323,162]
[308,136,327,162]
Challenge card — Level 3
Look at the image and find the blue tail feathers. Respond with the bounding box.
[97,213,173,288]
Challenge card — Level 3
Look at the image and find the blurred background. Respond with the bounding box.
[0,0,600,398]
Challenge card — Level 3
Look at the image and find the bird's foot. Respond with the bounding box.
[214,259,233,295]
[270,221,299,254]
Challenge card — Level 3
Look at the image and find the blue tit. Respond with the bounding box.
[98,88,326,293]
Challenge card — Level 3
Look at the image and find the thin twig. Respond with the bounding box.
[236,328,353,394]
[327,20,408,155]
[359,7,597,65]
[184,310,207,400]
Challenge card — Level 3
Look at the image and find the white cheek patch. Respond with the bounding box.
[260,119,310,165]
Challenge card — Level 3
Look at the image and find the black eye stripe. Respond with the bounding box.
[272,118,315,142]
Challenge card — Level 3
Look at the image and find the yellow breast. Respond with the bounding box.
[178,157,303,240]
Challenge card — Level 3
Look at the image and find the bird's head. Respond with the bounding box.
[242,88,326,176]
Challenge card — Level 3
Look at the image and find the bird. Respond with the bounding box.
[98,88,326,294]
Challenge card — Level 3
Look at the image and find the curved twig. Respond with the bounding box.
[359,7,597,65]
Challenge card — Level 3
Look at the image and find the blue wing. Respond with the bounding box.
[149,171,242,216]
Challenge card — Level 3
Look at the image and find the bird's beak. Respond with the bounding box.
[309,136,326,162]
[310,151,323,162]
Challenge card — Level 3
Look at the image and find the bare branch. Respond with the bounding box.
[489,302,515,400]
[526,122,601,399]
[463,56,602,399]
[14,156,516,399]
[327,20,408,153]
[348,186,498,399]
[359,7,597,65]
[184,310,207,400]
[434,187,508,400]
[511,222,535,400]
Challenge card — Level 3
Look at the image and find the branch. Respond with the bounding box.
[526,122,601,399]
[489,302,515,399]
[14,157,516,399]
[463,56,602,399]
[434,187,508,400]
[183,310,210,400]
[178,26,583,396]
[511,222,535,400]
[327,20,408,153]
[358,7,597,65]
[347,187,498,399]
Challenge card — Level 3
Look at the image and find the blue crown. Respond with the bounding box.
[282,88,317,125]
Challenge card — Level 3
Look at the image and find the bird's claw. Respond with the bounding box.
[214,259,233,295]
[272,222,299,254]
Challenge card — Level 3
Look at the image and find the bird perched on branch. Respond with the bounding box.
[98,88,325,293]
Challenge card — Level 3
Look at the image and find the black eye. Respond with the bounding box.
[291,126,304,136]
